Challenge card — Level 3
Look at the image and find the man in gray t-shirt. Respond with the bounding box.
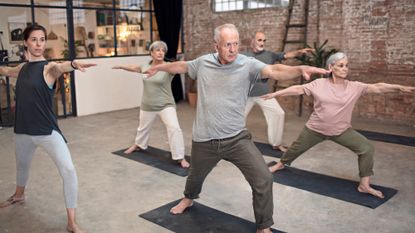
[146,24,328,233]
[242,31,313,152]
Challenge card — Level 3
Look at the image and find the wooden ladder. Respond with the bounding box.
[281,0,310,117]
[282,0,309,51]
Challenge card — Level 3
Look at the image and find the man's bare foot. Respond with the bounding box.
[179,159,190,168]
[256,228,272,233]
[272,145,287,152]
[0,194,25,208]
[268,162,285,173]
[170,198,193,215]
[67,224,86,233]
[124,144,141,154]
[357,184,384,198]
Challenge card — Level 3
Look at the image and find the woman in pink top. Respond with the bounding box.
[263,52,414,198]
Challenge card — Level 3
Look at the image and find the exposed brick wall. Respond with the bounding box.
[182,0,415,125]
[183,0,288,58]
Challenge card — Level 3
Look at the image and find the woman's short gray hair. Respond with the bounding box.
[149,41,168,53]
[214,24,239,43]
[326,52,347,68]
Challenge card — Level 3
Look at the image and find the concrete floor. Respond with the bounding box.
[0,102,414,233]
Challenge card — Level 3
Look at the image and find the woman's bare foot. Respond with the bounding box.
[272,145,287,152]
[0,194,25,208]
[124,144,141,154]
[179,159,190,168]
[257,228,272,233]
[269,161,285,173]
[66,224,86,233]
[170,198,193,215]
[357,184,384,198]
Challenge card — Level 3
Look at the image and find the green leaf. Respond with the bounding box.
[295,39,339,78]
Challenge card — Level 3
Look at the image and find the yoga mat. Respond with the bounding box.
[357,129,415,147]
[112,146,190,177]
[254,141,283,158]
[269,162,397,209]
[139,199,283,233]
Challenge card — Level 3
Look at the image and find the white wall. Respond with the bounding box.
[74,56,150,116]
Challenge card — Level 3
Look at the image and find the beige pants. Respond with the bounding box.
[134,107,185,160]
[245,96,285,146]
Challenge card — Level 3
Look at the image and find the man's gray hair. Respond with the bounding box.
[326,52,347,68]
[149,41,168,53]
[214,24,239,43]
[253,31,265,38]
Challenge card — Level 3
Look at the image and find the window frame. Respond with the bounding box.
[212,0,289,13]
[0,0,160,118]
[0,0,157,62]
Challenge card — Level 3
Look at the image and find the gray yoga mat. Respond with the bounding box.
[112,146,190,177]
[140,199,284,233]
[269,161,398,209]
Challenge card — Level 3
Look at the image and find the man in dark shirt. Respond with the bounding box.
[242,31,313,152]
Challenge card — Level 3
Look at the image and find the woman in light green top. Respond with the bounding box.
[112,41,190,168]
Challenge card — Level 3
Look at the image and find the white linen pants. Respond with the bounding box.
[134,107,185,160]
[245,97,285,147]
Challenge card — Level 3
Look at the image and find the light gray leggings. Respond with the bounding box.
[15,130,78,208]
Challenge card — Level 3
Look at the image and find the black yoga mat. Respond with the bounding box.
[112,146,190,177]
[254,141,283,158]
[357,129,415,147]
[139,199,283,233]
[269,162,397,209]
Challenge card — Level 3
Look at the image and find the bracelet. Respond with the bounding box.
[70,61,78,70]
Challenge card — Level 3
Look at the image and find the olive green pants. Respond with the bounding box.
[184,130,274,229]
[280,127,374,177]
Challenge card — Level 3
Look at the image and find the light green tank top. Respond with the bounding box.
[140,62,176,111]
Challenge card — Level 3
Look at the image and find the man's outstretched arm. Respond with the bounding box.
[145,61,188,77]
[261,64,329,81]
[283,48,314,60]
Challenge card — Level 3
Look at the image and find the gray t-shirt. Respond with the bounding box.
[186,53,266,142]
[242,50,285,96]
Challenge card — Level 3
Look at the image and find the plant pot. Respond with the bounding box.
[187,92,197,107]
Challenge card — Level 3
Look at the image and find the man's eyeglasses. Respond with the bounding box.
[220,42,239,49]
[257,39,267,43]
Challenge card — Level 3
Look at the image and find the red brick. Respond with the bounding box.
[183,0,415,125]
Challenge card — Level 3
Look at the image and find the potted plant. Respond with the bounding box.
[60,37,83,59]
[296,39,339,80]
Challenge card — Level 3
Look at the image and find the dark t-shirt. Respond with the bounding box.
[241,50,285,96]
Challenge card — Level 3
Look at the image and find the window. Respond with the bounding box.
[35,0,66,6]
[213,0,289,12]
[0,7,33,62]
[73,0,155,57]
[116,0,146,9]
[0,0,161,118]
[0,0,30,4]
[34,7,69,60]
[114,11,151,56]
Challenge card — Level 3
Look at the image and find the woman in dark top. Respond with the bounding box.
[0,24,95,233]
